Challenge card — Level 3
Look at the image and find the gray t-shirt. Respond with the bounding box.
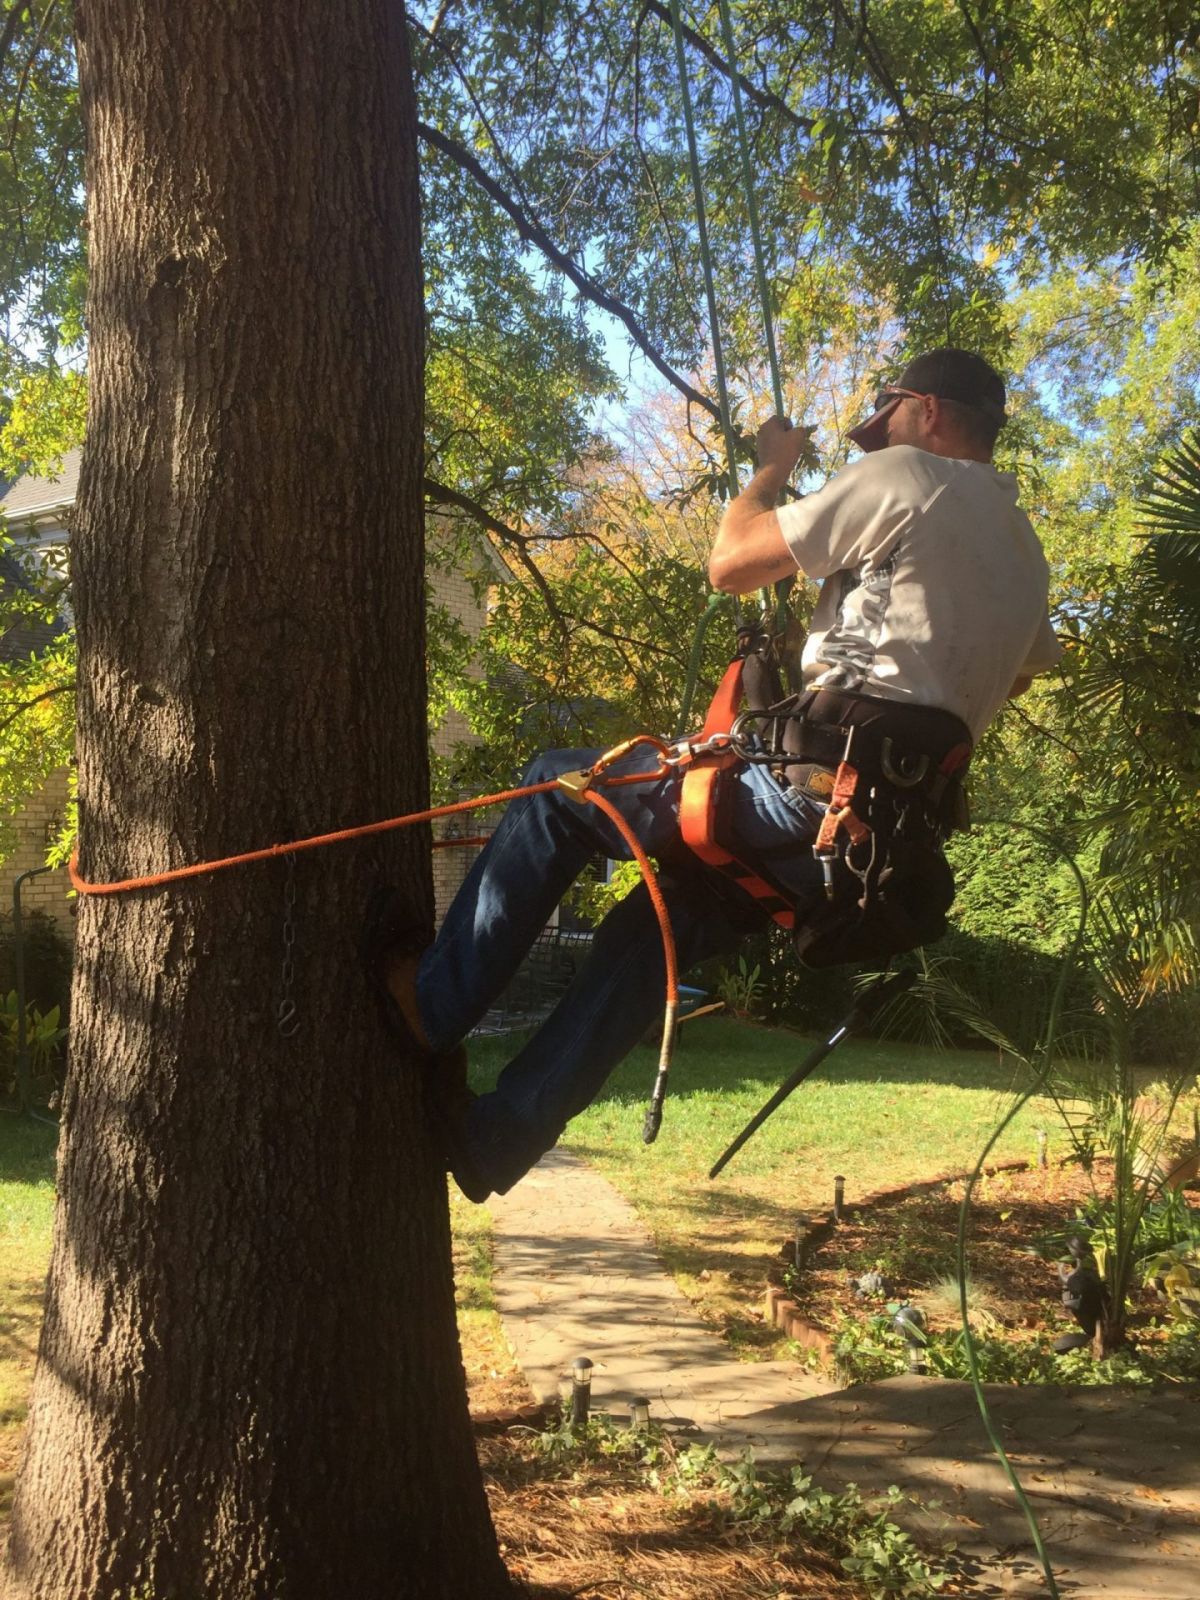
[775,446,1060,740]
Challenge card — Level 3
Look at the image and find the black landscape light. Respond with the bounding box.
[571,1356,594,1427]
[893,1302,927,1374]
[628,1396,650,1432]
[793,1215,808,1271]
[833,1175,846,1222]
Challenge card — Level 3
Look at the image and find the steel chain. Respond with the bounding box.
[277,852,300,1037]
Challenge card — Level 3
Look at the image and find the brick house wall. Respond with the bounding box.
[0,768,73,934]
[427,535,491,922]
[0,458,494,935]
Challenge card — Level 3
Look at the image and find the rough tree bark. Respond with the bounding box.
[5,3,513,1597]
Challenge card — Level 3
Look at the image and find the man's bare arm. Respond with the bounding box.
[709,418,813,593]
[1007,674,1034,699]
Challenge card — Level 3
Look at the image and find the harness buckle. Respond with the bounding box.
[556,768,594,803]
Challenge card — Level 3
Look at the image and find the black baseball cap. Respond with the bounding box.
[848,347,1008,453]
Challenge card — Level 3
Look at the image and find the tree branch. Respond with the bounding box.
[639,1,812,133]
[423,474,530,546]
[417,118,721,423]
[0,2,31,78]
[6,0,56,158]
[0,679,74,736]
[830,0,949,274]
[422,476,570,643]
[1003,695,1082,761]
[408,12,533,216]
[559,610,674,659]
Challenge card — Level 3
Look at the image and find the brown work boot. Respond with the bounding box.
[360,887,489,1200]
[425,1044,490,1203]
[359,884,434,1052]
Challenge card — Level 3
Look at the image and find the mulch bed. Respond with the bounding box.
[760,1156,1186,1355]
[478,1430,873,1600]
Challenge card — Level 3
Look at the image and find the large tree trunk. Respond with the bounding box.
[5,4,512,1597]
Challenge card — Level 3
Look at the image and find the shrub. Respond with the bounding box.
[0,909,73,1019]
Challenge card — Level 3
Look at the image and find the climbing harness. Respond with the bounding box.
[66,651,970,1137]
[677,634,974,969]
[678,650,799,930]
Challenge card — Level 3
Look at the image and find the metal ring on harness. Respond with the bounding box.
[880,736,929,788]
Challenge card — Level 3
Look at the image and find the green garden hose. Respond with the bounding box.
[953,822,1089,1600]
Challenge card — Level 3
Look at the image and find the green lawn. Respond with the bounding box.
[469,1017,1059,1351]
[0,1114,57,1517]
[0,1020,1060,1480]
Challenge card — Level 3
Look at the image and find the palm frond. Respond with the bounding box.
[1135,430,1200,637]
[1137,431,1200,535]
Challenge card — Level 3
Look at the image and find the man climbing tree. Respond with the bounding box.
[379,350,1061,1204]
[6,4,513,1598]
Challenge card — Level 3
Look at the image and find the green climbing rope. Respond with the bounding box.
[713,0,785,421]
[675,590,734,737]
[667,0,800,699]
[952,821,1088,1600]
[711,0,796,646]
[667,0,740,506]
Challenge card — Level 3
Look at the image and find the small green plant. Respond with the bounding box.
[844,1209,954,1286]
[699,1450,948,1597]
[1143,1241,1200,1323]
[0,991,67,1099]
[532,1418,950,1597]
[830,1308,1200,1388]
[714,955,764,1017]
[1033,1190,1199,1286]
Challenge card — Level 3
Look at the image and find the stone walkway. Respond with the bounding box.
[489,1148,1200,1600]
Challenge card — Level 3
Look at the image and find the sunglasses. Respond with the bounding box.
[871,386,928,414]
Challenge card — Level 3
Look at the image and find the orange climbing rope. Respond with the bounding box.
[67,779,561,896]
[67,742,678,895]
[66,729,719,1127]
[67,731,683,1010]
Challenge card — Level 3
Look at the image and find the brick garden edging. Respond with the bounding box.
[764,1158,1034,1357]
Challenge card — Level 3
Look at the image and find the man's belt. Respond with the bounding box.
[766,687,973,814]
[678,663,974,933]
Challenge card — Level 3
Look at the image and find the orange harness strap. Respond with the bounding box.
[812,759,871,856]
[677,657,798,932]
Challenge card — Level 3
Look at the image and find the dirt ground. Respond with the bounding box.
[477,1428,874,1600]
[788,1158,1188,1351]
[461,1159,1198,1598]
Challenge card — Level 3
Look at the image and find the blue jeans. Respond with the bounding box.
[415,746,827,1195]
